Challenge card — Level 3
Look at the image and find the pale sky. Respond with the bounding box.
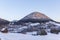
[0,0,60,21]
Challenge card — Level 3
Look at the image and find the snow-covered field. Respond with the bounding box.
[0,33,60,40]
[0,21,60,40]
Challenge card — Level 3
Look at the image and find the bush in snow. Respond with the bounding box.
[37,29,47,35]
[50,28,59,34]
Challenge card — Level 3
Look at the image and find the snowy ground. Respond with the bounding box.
[0,33,60,40]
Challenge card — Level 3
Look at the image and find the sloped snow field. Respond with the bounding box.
[0,33,60,40]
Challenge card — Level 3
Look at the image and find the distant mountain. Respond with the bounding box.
[0,18,10,25]
[18,12,50,23]
[15,12,60,25]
